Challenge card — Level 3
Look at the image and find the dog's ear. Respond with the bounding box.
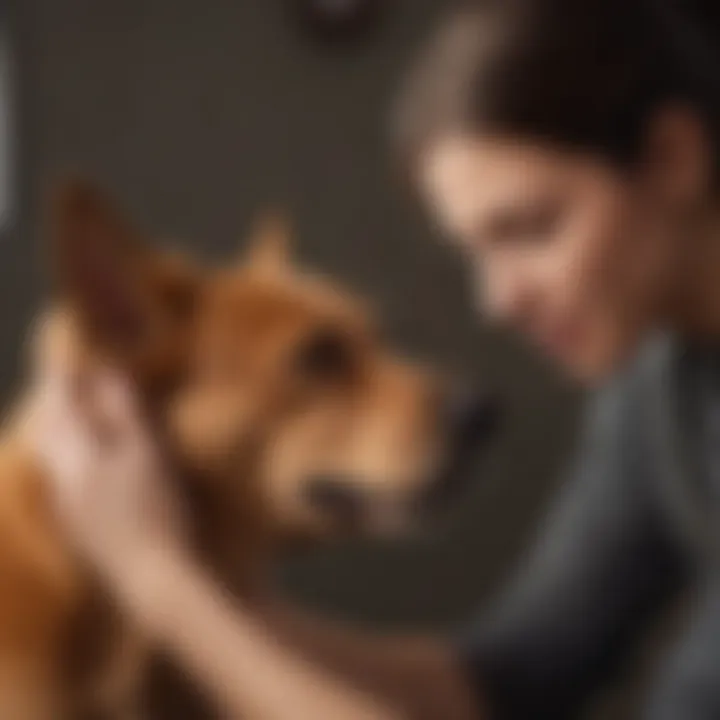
[49,179,199,379]
[245,210,292,275]
[51,180,146,344]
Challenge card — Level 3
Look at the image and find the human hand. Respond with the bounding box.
[29,351,187,611]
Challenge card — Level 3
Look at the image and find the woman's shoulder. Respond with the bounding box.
[611,333,675,393]
[587,333,676,438]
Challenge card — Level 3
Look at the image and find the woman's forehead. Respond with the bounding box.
[420,137,565,229]
[420,135,618,228]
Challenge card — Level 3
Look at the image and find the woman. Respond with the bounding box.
[31,0,720,718]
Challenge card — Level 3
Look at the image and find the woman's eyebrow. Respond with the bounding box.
[471,189,564,242]
[471,203,524,243]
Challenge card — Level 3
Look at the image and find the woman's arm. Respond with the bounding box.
[128,548,480,720]
[125,547,406,720]
[256,601,481,720]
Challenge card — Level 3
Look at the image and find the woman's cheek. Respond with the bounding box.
[542,230,631,377]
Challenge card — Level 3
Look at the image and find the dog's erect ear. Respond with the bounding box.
[245,210,292,274]
[51,180,146,344]
[49,179,199,376]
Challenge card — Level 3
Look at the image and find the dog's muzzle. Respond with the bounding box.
[418,382,502,512]
[304,382,503,529]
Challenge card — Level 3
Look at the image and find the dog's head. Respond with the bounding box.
[43,181,499,549]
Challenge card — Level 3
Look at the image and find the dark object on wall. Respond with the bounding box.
[284,0,385,47]
[0,24,11,230]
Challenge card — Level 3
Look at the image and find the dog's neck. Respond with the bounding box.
[174,465,275,600]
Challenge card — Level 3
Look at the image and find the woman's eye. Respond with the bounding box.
[488,202,564,246]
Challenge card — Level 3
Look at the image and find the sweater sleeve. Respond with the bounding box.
[458,376,688,719]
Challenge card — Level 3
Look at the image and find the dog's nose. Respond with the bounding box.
[444,382,502,448]
[306,476,366,526]
[419,382,503,513]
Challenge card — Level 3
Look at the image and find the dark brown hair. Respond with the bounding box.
[394,0,720,171]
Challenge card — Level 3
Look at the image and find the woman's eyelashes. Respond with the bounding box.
[478,200,566,248]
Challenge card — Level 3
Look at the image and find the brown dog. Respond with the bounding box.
[0,181,496,719]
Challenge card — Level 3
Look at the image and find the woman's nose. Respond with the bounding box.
[476,263,537,328]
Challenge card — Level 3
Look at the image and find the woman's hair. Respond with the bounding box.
[394,0,720,171]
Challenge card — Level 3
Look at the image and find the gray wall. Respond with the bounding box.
[0,23,10,227]
[7,0,627,714]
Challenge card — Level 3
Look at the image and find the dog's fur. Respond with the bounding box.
[0,181,461,719]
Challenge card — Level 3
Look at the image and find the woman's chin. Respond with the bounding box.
[559,340,640,386]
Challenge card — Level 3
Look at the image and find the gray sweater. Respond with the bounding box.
[463,335,720,719]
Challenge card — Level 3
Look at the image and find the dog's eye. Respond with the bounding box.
[294,328,354,382]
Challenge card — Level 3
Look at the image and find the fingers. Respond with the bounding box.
[91,367,163,480]
[39,357,142,453]
[25,337,186,576]
[29,350,141,510]
[92,368,142,442]
[31,331,88,455]
[33,362,100,488]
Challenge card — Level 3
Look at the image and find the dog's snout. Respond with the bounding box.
[417,382,502,513]
[444,382,502,447]
[305,476,366,527]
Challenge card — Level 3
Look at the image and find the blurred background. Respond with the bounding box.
[1,0,643,715]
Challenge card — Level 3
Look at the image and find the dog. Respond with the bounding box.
[0,180,497,719]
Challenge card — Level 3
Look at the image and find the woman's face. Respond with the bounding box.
[419,134,690,383]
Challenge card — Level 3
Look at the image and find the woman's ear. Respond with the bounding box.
[641,106,713,210]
